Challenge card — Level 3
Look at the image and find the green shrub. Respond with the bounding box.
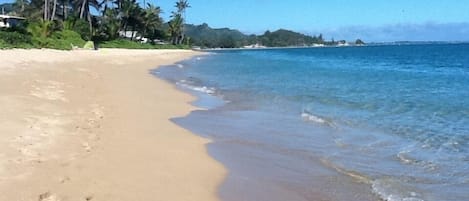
[27,20,55,38]
[0,39,7,48]
[0,30,32,45]
[53,30,86,47]
[64,17,91,41]
[29,30,86,50]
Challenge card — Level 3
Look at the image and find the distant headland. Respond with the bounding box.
[185,23,365,49]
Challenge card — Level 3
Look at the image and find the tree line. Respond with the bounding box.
[1,0,191,48]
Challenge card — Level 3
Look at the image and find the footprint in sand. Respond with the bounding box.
[38,192,60,201]
[76,68,100,79]
[10,115,67,163]
[30,80,68,102]
[81,142,92,153]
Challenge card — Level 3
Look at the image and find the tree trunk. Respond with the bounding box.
[103,4,108,17]
[123,22,127,35]
[141,25,147,42]
[62,0,68,20]
[44,0,48,21]
[20,0,24,13]
[62,0,65,19]
[79,0,86,19]
[87,12,92,37]
[51,0,57,20]
[180,13,185,45]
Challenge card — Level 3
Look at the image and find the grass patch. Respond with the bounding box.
[99,39,189,49]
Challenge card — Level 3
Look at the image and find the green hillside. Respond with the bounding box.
[185,24,341,48]
[259,29,324,47]
[185,23,250,48]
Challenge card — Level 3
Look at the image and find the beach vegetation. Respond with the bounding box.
[0,0,190,50]
[99,38,188,49]
[0,28,33,48]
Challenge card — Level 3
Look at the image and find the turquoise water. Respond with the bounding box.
[155,44,469,201]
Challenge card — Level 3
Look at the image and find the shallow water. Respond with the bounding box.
[154,44,469,201]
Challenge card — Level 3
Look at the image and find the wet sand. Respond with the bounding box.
[0,49,226,201]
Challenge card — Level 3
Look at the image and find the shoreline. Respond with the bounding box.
[157,52,383,201]
[0,49,226,201]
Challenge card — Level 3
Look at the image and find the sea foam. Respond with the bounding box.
[371,179,425,201]
[301,112,326,124]
[301,112,337,128]
[176,80,216,95]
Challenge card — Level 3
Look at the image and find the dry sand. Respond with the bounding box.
[0,49,226,201]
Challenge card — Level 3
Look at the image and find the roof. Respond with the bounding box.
[0,14,26,20]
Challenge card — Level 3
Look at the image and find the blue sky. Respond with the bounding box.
[155,0,469,42]
[2,0,469,42]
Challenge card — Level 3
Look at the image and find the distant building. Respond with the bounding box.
[243,43,266,49]
[312,43,325,47]
[118,31,166,44]
[0,15,26,28]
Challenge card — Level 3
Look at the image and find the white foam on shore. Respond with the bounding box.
[301,112,337,128]
[176,80,216,95]
[301,112,326,124]
[397,150,416,165]
[371,179,425,201]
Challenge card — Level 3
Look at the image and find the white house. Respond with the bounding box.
[0,15,26,28]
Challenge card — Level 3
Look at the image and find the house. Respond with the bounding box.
[0,15,26,28]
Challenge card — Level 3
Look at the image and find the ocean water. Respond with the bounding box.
[154,44,469,201]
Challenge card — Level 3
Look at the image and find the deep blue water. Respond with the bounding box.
[154,44,469,201]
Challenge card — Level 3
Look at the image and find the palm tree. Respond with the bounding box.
[101,8,120,39]
[175,0,190,17]
[119,0,138,34]
[168,12,182,44]
[174,0,189,44]
[140,3,162,39]
[76,0,100,35]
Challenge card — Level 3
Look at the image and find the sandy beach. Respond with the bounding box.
[0,49,226,201]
